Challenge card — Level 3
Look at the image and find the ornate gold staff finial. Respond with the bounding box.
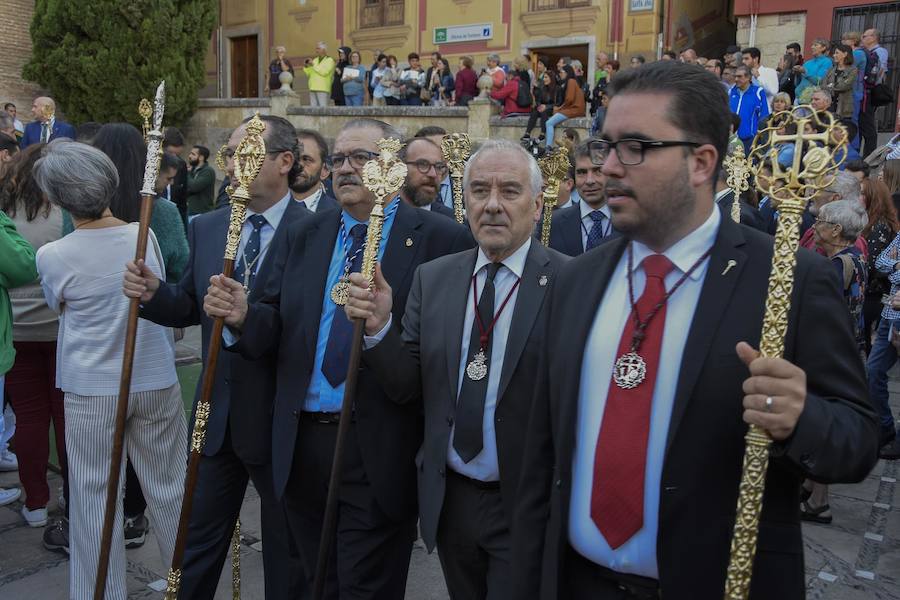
[537,146,570,247]
[441,133,471,224]
[215,144,236,200]
[41,102,55,123]
[724,106,847,600]
[723,145,752,223]
[139,82,166,198]
[138,98,153,142]
[224,113,267,262]
[360,137,407,283]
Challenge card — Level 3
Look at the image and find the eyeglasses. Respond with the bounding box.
[328,150,378,169]
[815,218,837,226]
[587,139,701,166]
[405,159,448,175]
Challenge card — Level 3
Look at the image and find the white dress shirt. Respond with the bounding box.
[579,201,612,251]
[298,185,324,213]
[569,207,720,578]
[448,238,531,482]
[754,65,779,109]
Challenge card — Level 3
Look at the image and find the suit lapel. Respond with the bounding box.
[558,237,628,465]
[497,242,552,401]
[445,250,478,404]
[381,202,423,297]
[303,212,341,358]
[564,210,583,256]
[664,217,748,457]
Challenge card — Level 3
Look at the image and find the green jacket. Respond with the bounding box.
[186,163,216,215]
[303,55,336,93]
[0,210,38,374]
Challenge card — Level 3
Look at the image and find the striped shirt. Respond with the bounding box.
[875,231,900,320]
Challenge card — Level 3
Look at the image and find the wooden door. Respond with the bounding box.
[231,35,259,98]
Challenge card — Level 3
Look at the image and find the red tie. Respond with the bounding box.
[590,254,673,549]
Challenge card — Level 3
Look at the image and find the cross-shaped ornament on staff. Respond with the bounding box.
[538,146,570,247]
[723,145,751,223]
[441,133,471,224]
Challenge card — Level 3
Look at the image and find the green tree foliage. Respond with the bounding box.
[24,0,217,126]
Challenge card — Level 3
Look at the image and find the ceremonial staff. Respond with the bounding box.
[312,138,408,600]
[724,107,847,600]
[93,81,166,600]
[441,132,471,224]
[139,98,153,141]
[723,145,751,223]
[164,113,268,600]
[538,146,570,246]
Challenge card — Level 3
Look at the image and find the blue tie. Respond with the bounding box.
[585,210,607,251]
[321,224,368,388]
[233,214,268,290]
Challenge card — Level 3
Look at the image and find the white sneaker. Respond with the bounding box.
[21,505,48,527]
[0,487,21,506]
[0,451,18,472]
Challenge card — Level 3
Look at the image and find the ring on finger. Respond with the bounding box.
[764,396,774,412]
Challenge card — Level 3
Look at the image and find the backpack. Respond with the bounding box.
[515,78,532,108]
[864,48,881,88]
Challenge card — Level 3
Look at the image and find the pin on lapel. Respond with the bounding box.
[405,237,413,247]
[721,259,737,276]
[539,275,549,287]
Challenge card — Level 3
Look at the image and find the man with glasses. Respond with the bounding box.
[204,118,473,598]
[729,65,770,154]
[548,140,620,256]
[398,137,455,218]
[512,60,877,599]
[123,114,310,599]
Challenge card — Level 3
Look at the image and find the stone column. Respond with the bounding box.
[467,98,492,142]
[269,89,298,119]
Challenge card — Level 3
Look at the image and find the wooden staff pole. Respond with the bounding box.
[94,81,166,600]
[312,138,408,600]
[163,113,268,600]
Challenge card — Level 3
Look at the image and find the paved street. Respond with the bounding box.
[0,326,898,599]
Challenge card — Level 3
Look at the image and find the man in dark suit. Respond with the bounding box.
[123,115,310,600]
[513,60,879,600]
[19,97,76,148]
[547,142,619,255]
[203,118,474,598]
[292,128,338,213]
[163,128,189,229]
[345,139,568,597]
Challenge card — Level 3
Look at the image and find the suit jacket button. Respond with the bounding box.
[496,417,502,423]
[292,410,300,418]
[439,467,445,476]
[555,479,562,488]
[447,416,454,427]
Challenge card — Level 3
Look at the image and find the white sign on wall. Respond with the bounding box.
[433,23,493,45]
[630,0,654,11]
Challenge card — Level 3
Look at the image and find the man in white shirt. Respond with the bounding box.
[2,103,23,137]
[742,47,779,109]
[345,139,568,599]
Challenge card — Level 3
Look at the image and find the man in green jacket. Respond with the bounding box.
[0,209,37,506]
[304,41,336,107]
[186,145,216,217]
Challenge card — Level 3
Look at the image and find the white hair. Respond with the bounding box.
[831,169,861,204]
[316,41,327,50]
[819,199,868,240]
[463,139,543,197]
[34,141,118,219]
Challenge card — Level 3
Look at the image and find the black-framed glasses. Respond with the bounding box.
[328,150,378,169]
[588,139,701,166]
[405,159,448,175]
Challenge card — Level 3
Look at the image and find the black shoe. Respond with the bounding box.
[43,517,69,554]
[800,501,833,524]
[880,437,900,460]
[124,513,148,549]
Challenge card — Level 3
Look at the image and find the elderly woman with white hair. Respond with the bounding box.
[265,45,294,95]
[33,141,187,598]
[803,198,869,524]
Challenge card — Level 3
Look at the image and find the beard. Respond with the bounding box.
[607,166,695,246]
[291,171,320,194]
[402,181,437,207]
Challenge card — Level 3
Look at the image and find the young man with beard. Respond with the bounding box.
[186,145,216,217]
[398,137,454,218]
[512,60,878,599]
[291,128,338,213]
[204,118,474,598]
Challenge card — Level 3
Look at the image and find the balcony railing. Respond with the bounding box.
[359,0,405,29]
[528,0,591,10]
